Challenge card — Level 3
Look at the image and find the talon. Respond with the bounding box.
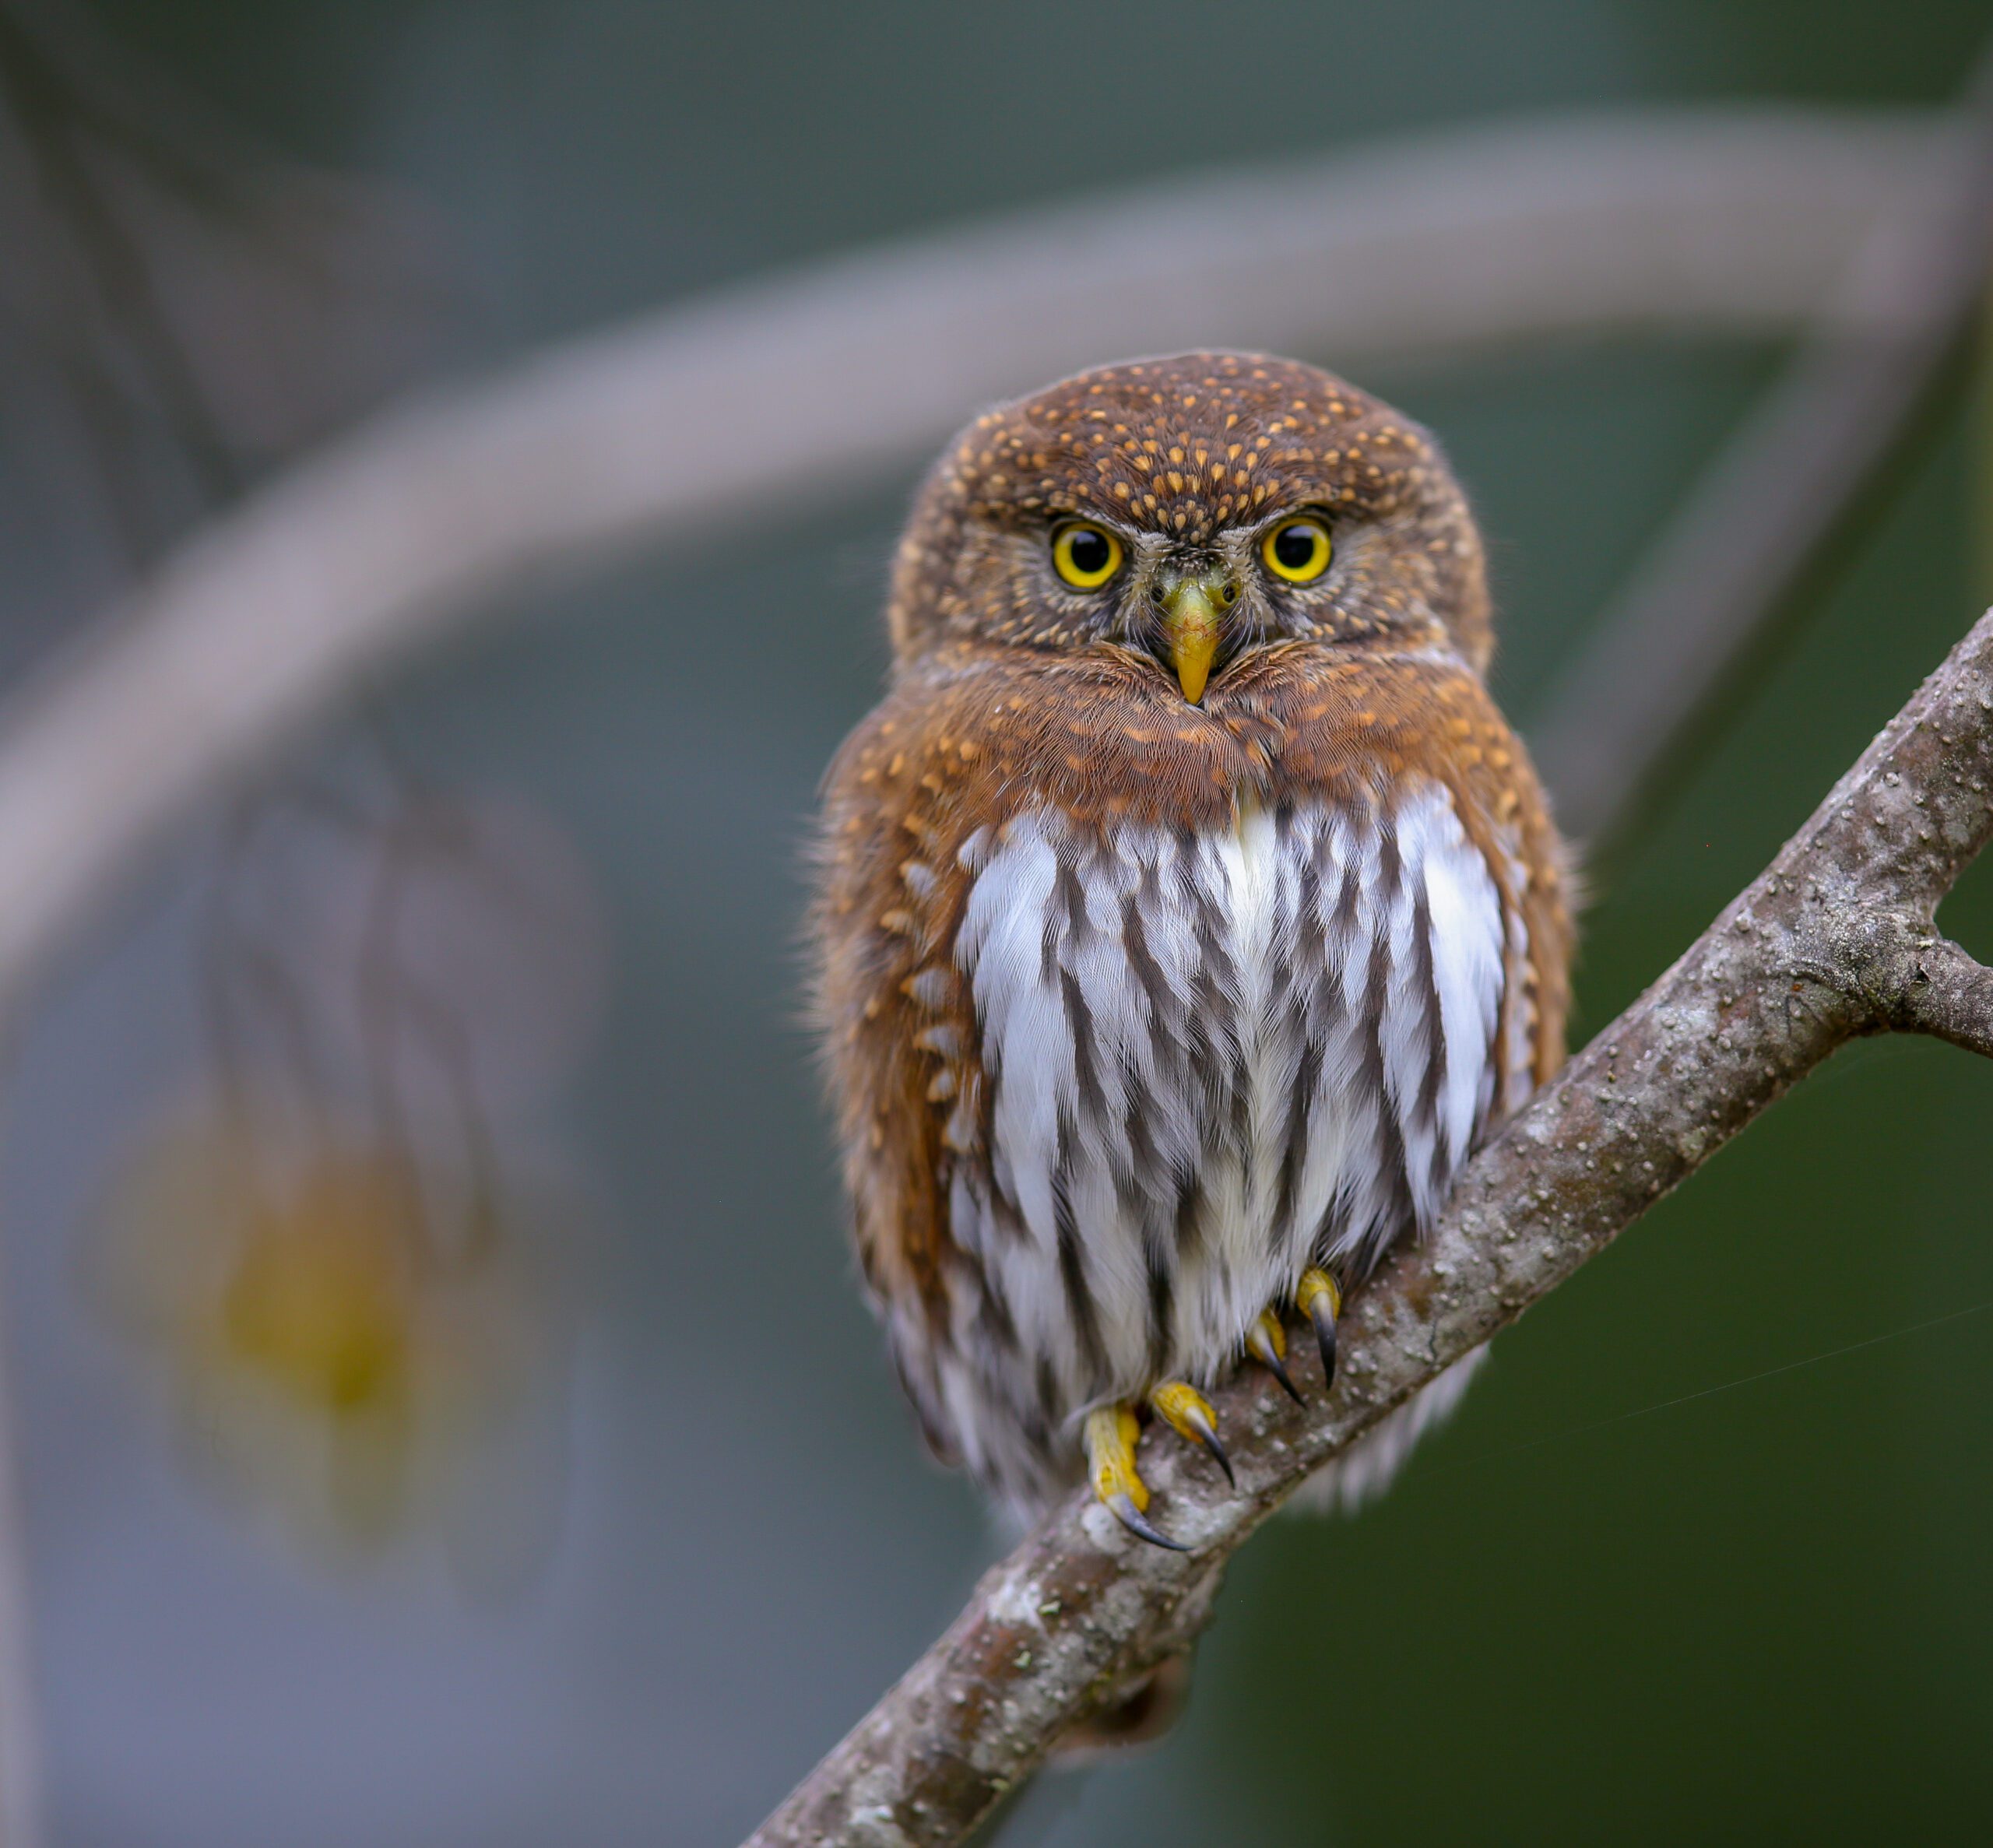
[1246,1309,1304,1404]
[1150,1381,1234,1488]
[1297,1267,1341,1391]
[1106,1489,1189,1551]
[1084,1405,1186,1550]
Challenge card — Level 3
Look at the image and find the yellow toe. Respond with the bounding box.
[1246,1307,1304,1404]
[1150,1380,1234,1487]
[1084,1403,1186,1550]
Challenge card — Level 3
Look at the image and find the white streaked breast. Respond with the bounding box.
[950,779,1513,1423]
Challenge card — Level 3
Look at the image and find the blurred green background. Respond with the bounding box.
[3,1,1991,1843]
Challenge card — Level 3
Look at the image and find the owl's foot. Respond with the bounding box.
[1245,1309,1304,1404]
[1148,1381,1234,1487]
[1296,1267,1341,1391]
[1084,1404,1186,1551]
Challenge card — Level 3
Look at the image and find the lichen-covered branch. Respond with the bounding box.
[745,605,1993,1848]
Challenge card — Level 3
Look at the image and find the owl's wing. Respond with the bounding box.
[1449,701,1573,1108]
[812,671,999,1467]
[1435,733,1572,1124]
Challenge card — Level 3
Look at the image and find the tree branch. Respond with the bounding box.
[745,606,1993,1847]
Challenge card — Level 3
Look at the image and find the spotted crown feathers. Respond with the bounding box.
[886,351,1494,675]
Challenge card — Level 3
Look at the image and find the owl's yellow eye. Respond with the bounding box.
[1261,516,1333,584]
[1051,522,1124,590]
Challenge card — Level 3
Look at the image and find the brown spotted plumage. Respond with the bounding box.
[814,353,1569,1531]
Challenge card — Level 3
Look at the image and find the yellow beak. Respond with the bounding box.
[1158,571,1232,704]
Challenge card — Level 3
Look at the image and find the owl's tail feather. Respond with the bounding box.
[1288,1347,1489,1516]
[1049,1652,1194,1763]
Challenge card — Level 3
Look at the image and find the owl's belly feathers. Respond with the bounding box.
[937,778,1518,1501]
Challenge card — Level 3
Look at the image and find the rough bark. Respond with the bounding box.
[745,605,1993,1847]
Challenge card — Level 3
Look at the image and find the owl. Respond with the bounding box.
[814,353,1569,1545]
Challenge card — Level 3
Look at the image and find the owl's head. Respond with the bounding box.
[888,353,1492,702]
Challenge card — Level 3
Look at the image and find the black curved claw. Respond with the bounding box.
[1194,1421,1236,1489]
[1262,1345,1304,1406]
[1309,1293,1339,1393]
[1107,1491,1188,1551]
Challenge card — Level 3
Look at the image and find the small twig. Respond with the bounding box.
[745,606,1993,1847]
[1531,37,1993,846]
[1868,933,1993,1058]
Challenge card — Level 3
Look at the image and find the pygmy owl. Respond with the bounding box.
[814,353,1569,1544]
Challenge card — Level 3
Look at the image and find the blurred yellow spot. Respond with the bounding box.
[86,1113,573,1592]
[215,1161,416,1418]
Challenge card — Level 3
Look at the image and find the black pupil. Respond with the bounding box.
[1274,523,1320,570]
[1067,529,1112,576]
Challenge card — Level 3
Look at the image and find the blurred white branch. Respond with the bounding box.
[0,104,1959,1017]
[1533,48,1993,842]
